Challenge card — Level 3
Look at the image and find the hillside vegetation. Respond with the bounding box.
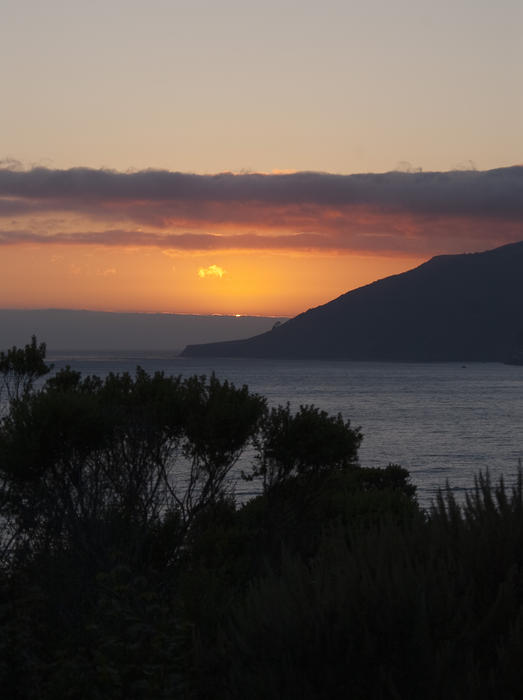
[1,338,523,698]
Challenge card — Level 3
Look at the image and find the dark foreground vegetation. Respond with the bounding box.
[1,339,523,699]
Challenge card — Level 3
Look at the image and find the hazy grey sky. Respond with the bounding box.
[2,0,521,174]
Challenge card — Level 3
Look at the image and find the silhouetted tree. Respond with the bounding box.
[0,335,50,407]
[250,403,362,491]
[0,366,266,566]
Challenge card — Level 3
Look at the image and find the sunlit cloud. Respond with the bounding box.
[198,264,226,279]
[1,165,522,257]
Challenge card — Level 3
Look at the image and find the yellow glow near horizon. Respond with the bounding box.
[0,244,424,317]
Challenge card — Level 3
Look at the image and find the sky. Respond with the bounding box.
[1,0,522,317]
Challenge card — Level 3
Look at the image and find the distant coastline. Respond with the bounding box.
[182,241,523,363]
[0,309,288,352]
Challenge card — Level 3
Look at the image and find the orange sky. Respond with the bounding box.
[1,166,522,317]
[0,243,424,316]
[2,2,521,319]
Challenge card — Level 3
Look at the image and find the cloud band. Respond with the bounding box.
[1,165,522,255]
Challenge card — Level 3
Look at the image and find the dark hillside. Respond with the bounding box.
[181,241,523,361]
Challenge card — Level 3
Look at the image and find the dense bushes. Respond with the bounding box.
[1,339,523,698]
[215,474,523,700]
[0,364,266,566]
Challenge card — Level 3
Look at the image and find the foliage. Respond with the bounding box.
[0,335,51,407]
[2,338,523,699]
[249,403,362,490]
[0,366,265,567]
[206,472,523,700]
[180,373,266,521]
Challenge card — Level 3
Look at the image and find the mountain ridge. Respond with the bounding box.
[181,241,523,362]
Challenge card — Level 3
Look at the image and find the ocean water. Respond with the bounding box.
[42,351,523,508]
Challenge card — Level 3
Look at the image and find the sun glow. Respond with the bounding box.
[197,265,226,279]
[0,243,424,317]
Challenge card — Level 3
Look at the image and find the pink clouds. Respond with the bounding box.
[1,166,522,256]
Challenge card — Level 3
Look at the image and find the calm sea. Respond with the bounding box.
[44,351,523,508]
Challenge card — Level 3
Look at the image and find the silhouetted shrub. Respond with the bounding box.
[0,335,51,407]
[0,365,266,567]
[249,403,362,490]
[3,339,523,699]
[201,472,523,700]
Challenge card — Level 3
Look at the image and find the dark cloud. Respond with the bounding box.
[1,166,522,256]
[0,165,522,217]
[1,224,521,257]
